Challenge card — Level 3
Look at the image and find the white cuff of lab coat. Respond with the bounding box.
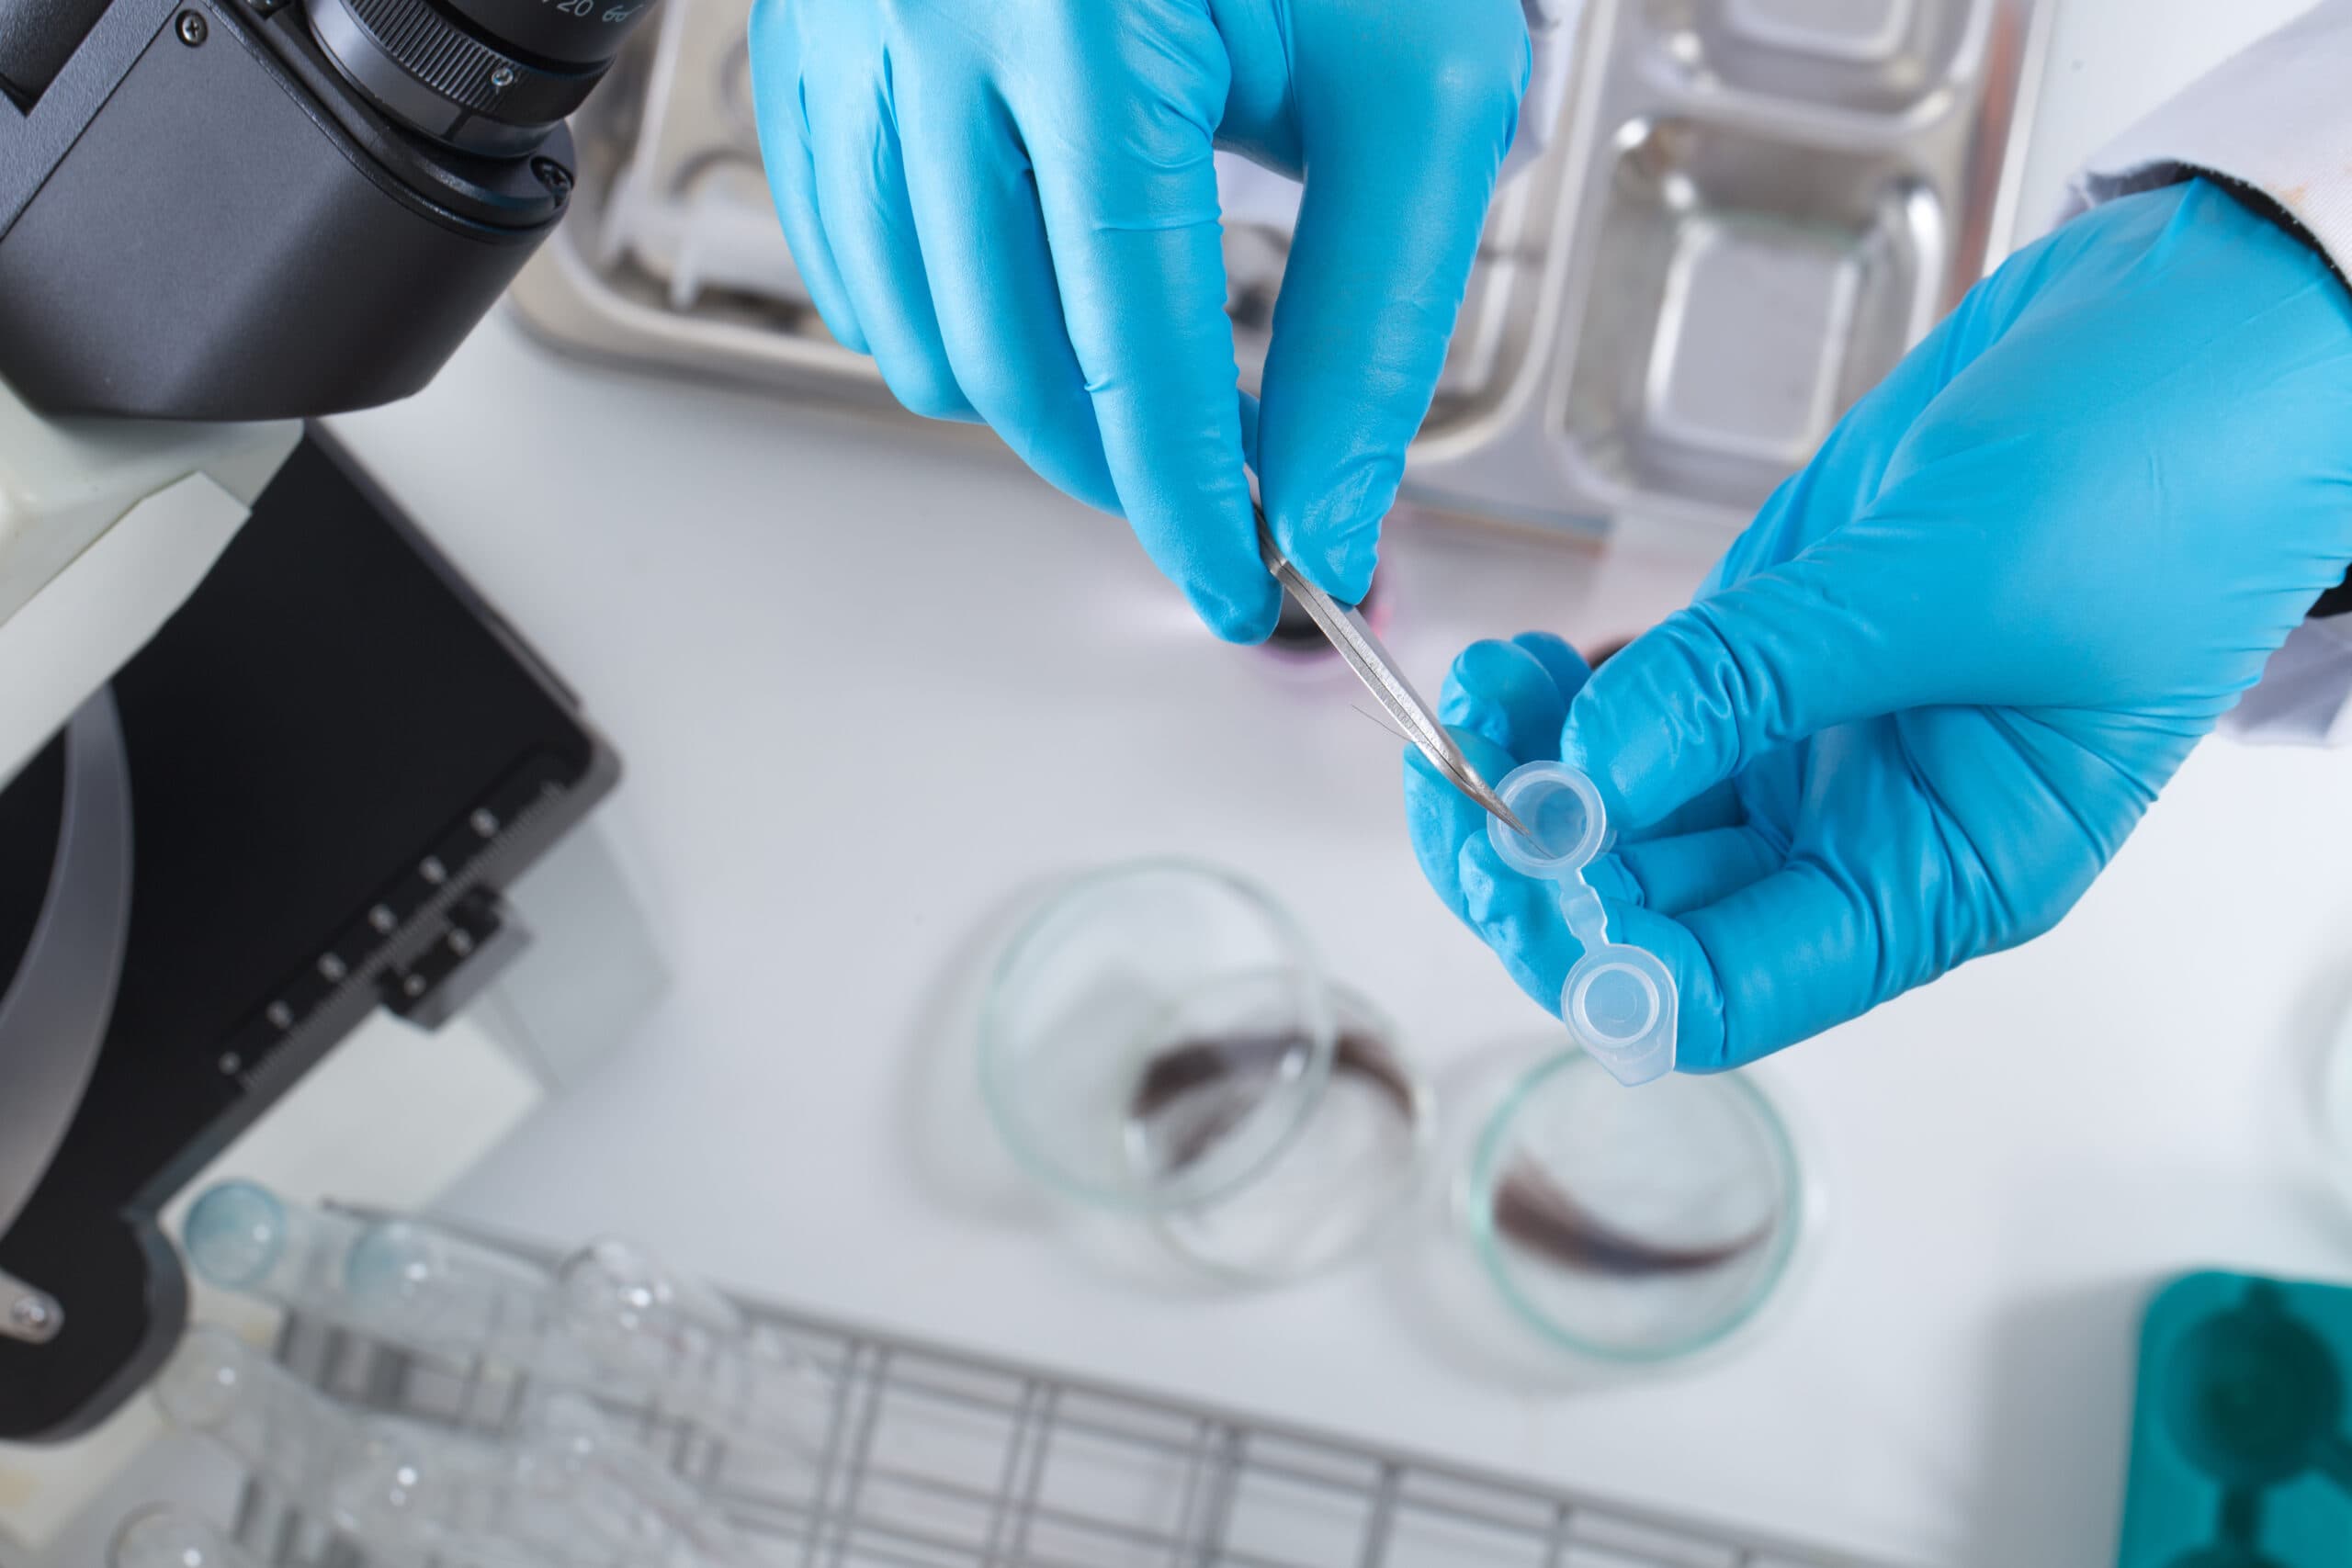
[2053,0,2352,744]
[2220,620,2352,746]
[2053,0,2352,277]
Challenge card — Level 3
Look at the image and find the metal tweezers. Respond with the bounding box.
[1255,507,1531,840]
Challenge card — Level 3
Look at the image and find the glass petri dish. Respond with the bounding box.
[978,860,1338,1214]
[1464,1051,1804,1362]
[1156,983,1435,1284]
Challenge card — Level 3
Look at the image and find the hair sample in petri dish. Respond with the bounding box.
[1490,1157,1770,1278]
[1130,1029,1415,1177]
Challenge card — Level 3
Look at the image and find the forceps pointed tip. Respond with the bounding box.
[1254,517,1533,843]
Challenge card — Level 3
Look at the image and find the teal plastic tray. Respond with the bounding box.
[2120,1271,2352,1568]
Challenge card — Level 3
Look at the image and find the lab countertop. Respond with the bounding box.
[327,4,2348,1562]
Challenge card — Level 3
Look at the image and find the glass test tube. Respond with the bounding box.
[556,1237,830,1456]
[155,1327,748,1568]
[184,1181,827,1456]
[110,1507,265,1568]
[185,1181,564,1369]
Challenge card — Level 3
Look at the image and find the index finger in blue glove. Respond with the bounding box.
[797,38,978,423]
[1257,1,1533,603]
[746,0,865,355]
[892,59,1120,513]
[1019,12,1276,642]
[1561,545,1934,834]
[1436,634,1586,761]
[1575,223,2035,829]
[1442,632,1751,845]
[1510,631,1594,709]
[1557,292,2007,833]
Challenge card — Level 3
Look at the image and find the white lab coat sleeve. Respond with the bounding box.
[2047,0,2352,744]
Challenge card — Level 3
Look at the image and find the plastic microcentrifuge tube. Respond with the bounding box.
[110,1507,265,1568]
[155,1327,750,1568]
[1487,761,1679,1086]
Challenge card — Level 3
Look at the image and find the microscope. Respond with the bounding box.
[0,0,650,1442]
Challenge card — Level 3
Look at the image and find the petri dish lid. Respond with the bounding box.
[1154,983,1435,1284]
[978,860,1338,1214]
[1466,1051,1805,1363]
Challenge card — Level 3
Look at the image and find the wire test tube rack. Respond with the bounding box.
[225,1243,1892,1568]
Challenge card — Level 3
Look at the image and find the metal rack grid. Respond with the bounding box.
[237,1288,1892,1568]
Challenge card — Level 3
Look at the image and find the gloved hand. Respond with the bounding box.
[1408,178,2352,1070]
[748,0,1532,640]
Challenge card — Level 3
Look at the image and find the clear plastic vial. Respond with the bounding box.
[1487,761,1679,1085]
[978,860,1434,1283]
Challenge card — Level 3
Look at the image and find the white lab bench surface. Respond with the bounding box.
[319,3,2348,1563]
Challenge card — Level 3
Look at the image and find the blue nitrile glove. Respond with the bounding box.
[748,0,1532,640]
[1408,178,2352,1070]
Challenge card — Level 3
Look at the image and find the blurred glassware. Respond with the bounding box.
[556,1236,830,1453]
[1461,1050,1807,1361]
[109,1506,265,1568]
[182,1183,827,1456]
[980,861,1434,1283]
[188,1183,557,1366]
[154,1327,748,1568]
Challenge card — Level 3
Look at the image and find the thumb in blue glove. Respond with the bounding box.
[1408,178,2352,1068]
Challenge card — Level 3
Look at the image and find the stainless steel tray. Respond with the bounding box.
[510,0,2049,539]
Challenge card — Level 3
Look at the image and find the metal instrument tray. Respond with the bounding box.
[510,0,2048,538]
